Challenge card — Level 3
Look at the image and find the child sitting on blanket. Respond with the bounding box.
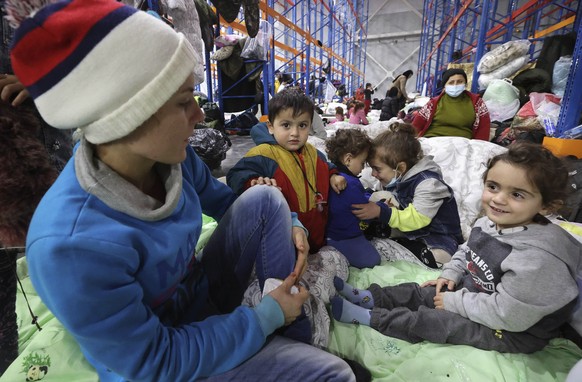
[351,123,464,268]
[334,107,345,123]
[325,129,380,268]
[348,101,369,125]
[227,90,347,253]
[331,142,581,354]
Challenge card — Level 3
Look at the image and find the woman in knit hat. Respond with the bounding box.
[6,0,356,380]
[412,68,491,140]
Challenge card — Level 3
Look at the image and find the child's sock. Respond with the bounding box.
[333,276,374,309]
[331,296,371,326]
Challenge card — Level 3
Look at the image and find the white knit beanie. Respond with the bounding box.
[7,0,200,144]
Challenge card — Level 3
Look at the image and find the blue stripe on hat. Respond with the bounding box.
[26,5,138,99]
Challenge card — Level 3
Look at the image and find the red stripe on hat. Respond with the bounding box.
[12,0,126,87]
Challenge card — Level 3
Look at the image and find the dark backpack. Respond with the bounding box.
[559,156,582,223]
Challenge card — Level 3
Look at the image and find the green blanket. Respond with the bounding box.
[3,218,581,381]
[328,260,582,382]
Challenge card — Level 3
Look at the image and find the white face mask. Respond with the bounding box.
[445,84,465,97]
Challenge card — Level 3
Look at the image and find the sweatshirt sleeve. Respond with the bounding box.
[442,247,578,331]
[27,236,282,381]
[439,244,469,283]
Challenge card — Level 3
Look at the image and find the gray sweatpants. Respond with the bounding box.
[368,282,548,353]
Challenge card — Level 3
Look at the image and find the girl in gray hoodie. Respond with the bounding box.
[332,142,581,353]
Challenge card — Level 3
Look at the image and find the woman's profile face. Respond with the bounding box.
[445,74,466,86]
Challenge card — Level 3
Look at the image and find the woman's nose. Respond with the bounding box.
[191,100,204,125]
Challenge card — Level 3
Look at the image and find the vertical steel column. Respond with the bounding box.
[556,4,582,135]
[470,0,491,92]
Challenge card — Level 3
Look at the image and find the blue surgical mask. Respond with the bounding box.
[386,170,401,189]
[445,84,465,98]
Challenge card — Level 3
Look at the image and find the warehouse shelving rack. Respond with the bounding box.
[416,0,581,135]
[207,0,368,115]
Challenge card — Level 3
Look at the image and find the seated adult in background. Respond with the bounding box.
[379,87,400,121]
[412,68,490,140]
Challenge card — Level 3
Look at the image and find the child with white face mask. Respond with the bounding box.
[412,68,491,140]
[351,123,464,268]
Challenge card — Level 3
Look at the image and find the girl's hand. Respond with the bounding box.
[330,174,347,194]
[291,226,309,280]
[434,293,446,309]
[420,279,438,288]
[435,277,456,294]
[351,202,381,220]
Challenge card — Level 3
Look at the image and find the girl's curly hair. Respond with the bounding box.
[325,128,372,165]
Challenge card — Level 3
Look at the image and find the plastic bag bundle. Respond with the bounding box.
[552,56,573,97]
[482,79,521,122]
[529,92,562,136]
[188,129,231,170]
[477,40,531,74]
[241,20,272,60]
[482,79,519,103]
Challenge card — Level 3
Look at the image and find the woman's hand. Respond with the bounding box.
[351,202,381,220]
[0,74,30,106]
[330,174,347,194]
[250,177,282,191]
[269,272,310,325]
[291,226,309,280]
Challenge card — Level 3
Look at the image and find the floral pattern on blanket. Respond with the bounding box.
[242,246,349,348]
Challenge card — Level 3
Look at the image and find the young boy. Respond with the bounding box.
[332,143,581,354]
[227,90,346,252]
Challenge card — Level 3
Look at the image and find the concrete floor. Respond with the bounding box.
[211,134,255,179]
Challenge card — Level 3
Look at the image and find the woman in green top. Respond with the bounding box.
[412,69,490,140]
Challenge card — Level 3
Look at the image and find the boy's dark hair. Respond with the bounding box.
[268,89,314,123]
[370,122,422,170]
[483,142,569,218]
[325,128,372,165]
[335,107,344,115]
[366,83,371,87]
